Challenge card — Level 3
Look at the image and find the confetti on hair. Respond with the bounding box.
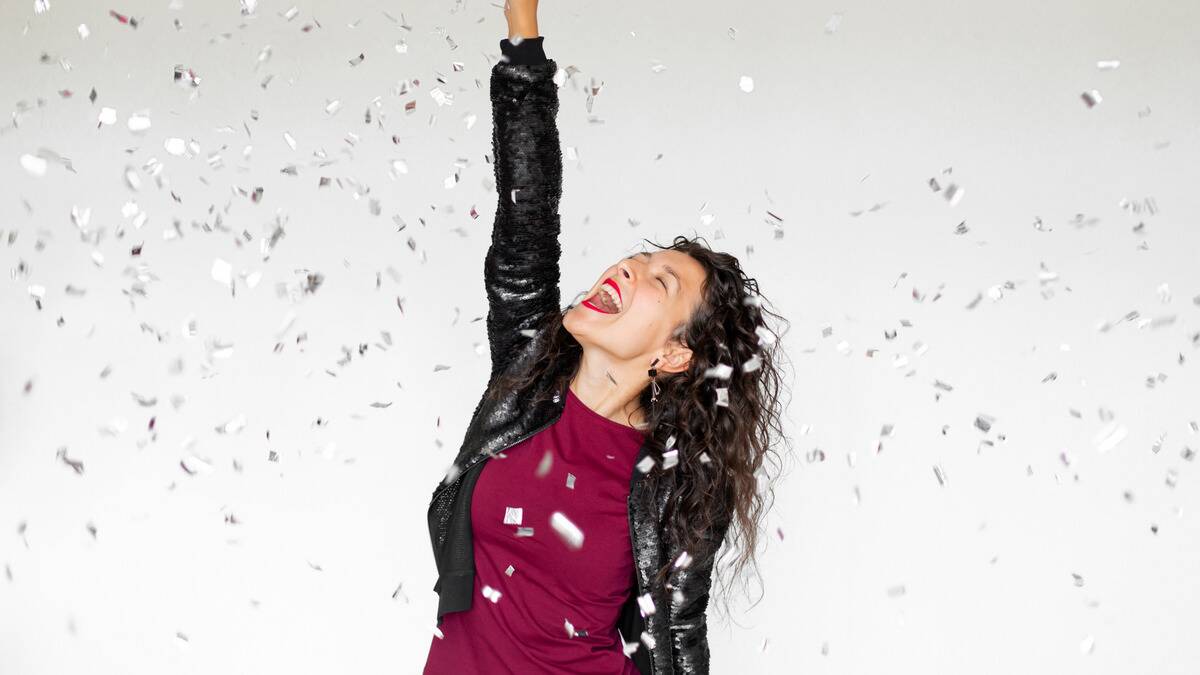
[661,448,678,470]
[704,363,733,379]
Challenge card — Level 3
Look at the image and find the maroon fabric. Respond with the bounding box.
[425,387,646,674]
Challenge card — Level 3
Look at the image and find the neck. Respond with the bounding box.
[567,348,651,431]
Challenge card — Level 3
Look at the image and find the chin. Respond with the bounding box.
[562,305,600,343]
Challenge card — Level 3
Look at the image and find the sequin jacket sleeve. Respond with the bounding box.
[484,46,562,385]
[666,516,732,674]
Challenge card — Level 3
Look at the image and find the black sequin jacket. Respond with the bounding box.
[426,49,729,675]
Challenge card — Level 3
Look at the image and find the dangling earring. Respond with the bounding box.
[648,357,662,404]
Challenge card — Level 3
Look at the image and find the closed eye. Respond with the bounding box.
[627,253,670,292]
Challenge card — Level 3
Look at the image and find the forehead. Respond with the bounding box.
[634,249,706,290]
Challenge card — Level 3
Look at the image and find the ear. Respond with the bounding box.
[658,344,693,375]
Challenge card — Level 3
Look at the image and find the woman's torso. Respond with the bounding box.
[424,387,645,675]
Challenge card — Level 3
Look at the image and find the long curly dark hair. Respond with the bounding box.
[485,234,794,623]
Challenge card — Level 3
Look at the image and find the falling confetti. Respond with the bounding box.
[19,154,47,177]
[503,506,523,525]
[549,511,584,550]
[636,592,656,616]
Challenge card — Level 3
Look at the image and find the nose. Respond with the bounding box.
[617,261,633,281]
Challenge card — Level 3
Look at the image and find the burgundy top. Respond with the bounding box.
[424,387,646,674]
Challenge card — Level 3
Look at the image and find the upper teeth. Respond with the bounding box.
[599,283,622,311]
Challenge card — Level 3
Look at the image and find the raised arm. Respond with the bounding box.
[483,2,563,385]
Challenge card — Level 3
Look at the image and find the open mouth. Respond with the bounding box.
[581,278,623,314]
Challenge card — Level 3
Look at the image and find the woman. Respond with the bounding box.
[425,3,791,673]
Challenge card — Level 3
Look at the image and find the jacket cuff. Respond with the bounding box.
[500,36,548,65]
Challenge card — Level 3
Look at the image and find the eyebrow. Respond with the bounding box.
[635,251,681,290]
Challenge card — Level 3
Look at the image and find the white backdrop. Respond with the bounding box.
[1,1,1198,673]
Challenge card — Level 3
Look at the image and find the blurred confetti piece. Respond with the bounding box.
[535,449,553,477]
[550,511,584,550]
[1080,634,1095,655]
[1093,422,1128,453]
[109,10,138,28]
[127,112,151,132]
[35,0,50,14]
[824,13,843,33]
[637,592,656,616]
[164,138,187,156]
[1081,90,1102,108]
[20,154,48,177]
[77,23,90,39]
[98,107,116,125]
[216,414,247,434]
[56,447,85,474]
[933,464,947,486]
[943,183,965,206]
[662,448,679,469]
[704,363,733,379]
[636,456,655,474]
[481,584,501,603]
[180,454,214,475]
[173,64,201,87]
[738,75,754,93]
[211,258,232,285]
[1096,60,1120,70]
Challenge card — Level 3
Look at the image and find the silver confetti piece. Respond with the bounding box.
[636,592,657,616]
[636,456,656,474]
[704,363,733,379]
[503,507,523,525]
[661,448,679,470]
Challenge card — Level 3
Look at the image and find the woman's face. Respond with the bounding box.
[563,249,707,370]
